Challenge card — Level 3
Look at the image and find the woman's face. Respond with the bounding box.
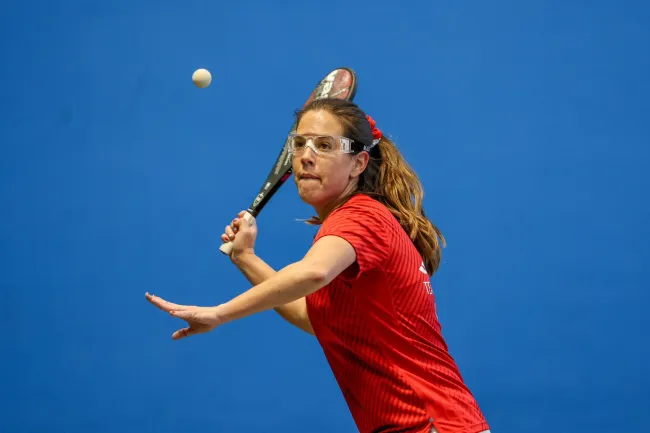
[292,109,362,213]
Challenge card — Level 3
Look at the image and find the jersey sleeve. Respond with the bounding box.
[314,197,393,281]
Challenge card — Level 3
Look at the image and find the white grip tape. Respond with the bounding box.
[219,211,255,255]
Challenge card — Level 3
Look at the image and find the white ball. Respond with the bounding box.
[192,68,212,88]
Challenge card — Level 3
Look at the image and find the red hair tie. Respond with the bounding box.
[366,115,382,146]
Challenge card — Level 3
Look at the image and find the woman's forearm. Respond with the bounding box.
[218,260,322,324]
[219,235,357,330]
[232,252,275,286]
[232,253,314,334]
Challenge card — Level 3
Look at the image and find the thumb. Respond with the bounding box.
[172,326,198,340]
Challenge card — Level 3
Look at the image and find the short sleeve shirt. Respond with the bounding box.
[305,194,490,433]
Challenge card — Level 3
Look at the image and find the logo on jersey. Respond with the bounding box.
[419,262,433,294]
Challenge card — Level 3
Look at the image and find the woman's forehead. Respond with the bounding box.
[296,110,344,136]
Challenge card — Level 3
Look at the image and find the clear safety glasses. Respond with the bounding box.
[287,133,356,156]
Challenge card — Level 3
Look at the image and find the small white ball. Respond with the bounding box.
[192,68,212,88]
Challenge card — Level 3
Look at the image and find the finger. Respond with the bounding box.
[233,218,248,230]
[220,233,229,243]
[169,309,195,321]
[236,211,255,227]
[242,211,255,227]
[225,225,236,240]
[145,293,187,312]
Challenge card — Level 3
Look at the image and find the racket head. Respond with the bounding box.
[305,67,357,106]
[246,67,358,217]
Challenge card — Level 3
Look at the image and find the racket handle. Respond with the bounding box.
[219,211,255,256]
[219,241,235,256]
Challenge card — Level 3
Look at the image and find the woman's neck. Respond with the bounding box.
[315,183,359,221]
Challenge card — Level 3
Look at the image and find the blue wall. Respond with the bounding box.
[1,1,648,432]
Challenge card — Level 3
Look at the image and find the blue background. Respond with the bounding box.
[1,1,649,432]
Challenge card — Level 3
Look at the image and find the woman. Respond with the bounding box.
[146,99,491,433]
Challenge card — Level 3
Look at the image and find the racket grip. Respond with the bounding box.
[218,211,255,256]
[219,241,234,256]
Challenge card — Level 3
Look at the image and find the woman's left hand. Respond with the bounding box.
[146,293,223,340]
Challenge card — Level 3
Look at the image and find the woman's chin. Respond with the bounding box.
[297,188,327,207]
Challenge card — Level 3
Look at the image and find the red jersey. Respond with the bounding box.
[305,194,490,433]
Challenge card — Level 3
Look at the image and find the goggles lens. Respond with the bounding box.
[288,134,354,155]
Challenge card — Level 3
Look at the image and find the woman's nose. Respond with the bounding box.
[300,146,317,165]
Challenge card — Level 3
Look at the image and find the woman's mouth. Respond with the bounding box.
[299,173,320,181]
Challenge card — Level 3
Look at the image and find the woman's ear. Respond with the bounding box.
[351,151,370,178]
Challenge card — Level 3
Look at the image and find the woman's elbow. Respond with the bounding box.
[303,265,330,288]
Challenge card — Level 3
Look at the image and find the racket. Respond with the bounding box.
[219,67,358,255]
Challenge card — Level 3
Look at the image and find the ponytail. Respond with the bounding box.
[369,137,445,275]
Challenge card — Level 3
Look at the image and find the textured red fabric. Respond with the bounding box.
[306,194,490,433]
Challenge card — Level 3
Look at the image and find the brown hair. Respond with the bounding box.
[295,98,446,275]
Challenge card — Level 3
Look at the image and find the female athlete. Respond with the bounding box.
[146,98,491,433]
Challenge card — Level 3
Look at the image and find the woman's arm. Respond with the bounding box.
[217,236,356,326]
[232,252,314,335]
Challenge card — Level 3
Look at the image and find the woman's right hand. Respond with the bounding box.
[221,210,258,262]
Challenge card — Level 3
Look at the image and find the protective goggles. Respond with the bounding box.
[287,133,360,156]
